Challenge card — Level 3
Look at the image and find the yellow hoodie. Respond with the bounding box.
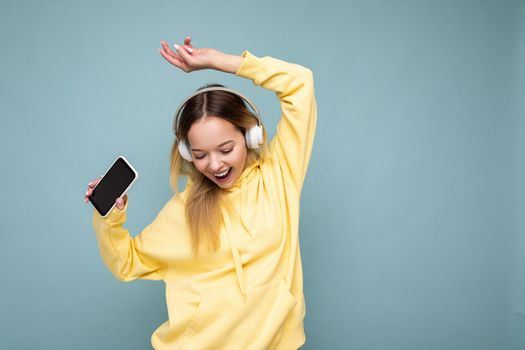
[92,50,317,350]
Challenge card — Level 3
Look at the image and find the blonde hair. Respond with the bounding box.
[169,84,266,257]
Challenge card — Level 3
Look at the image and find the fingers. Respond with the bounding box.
[160,41,182,62]
[84,177,102,203]
[161,40,180,59]
[159,47,183,68]
[183,44,193,54]
[88,177,102,188]
[158,37,195,71]
[159,38,193,59]
[184,36,192,48]
[115,197,125,210]
[84,177,127,212]
[174,43,193,63]
[159,40,189,70]
[182,36,194,54]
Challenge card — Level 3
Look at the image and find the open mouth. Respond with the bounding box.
[213,168,232,183]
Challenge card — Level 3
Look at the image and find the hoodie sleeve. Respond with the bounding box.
[92,199,164,282]
[235,50,317,192]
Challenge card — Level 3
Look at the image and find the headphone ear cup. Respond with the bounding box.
[245,125,264,149]
[255,125,263,146]
[245,126,257,149]
[178,140,193,162]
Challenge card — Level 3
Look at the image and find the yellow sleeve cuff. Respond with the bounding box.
[235,50,263,81]
[92,195,129,225]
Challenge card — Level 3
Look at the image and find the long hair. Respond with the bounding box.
[170,84,267,257]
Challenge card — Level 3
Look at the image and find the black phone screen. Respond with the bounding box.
[90,157,137,216]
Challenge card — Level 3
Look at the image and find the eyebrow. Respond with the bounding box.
[191,140,234,152]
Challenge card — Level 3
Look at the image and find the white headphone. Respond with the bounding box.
[173,86,264,162]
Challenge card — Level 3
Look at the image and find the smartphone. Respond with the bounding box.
[89,156,139,217]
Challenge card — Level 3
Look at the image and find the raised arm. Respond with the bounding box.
[235,51,317,191]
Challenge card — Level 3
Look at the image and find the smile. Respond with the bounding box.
[213,168,232,182]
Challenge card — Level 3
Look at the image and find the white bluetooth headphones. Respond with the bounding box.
[173,86,264,162]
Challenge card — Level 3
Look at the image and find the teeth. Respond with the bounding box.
[214,169,230,177]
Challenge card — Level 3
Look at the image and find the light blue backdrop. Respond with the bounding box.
[1,0,523,349]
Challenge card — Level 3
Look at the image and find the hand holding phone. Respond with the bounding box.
[84,156,138,217]
[85,178,127,210]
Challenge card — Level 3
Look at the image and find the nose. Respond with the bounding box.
[208,153,224,172]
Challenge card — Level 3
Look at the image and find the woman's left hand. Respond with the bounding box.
[159,36,222,73]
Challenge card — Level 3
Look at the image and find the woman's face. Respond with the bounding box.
[187,116,248,189]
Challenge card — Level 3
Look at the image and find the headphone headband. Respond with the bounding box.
[172,86,261,140]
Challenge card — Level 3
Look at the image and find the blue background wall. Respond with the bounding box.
[1,0,523,349]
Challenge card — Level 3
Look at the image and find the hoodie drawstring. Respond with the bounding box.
[223,208,248,303]
[239,175,253,236]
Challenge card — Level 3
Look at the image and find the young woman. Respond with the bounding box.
[84,35,317,349]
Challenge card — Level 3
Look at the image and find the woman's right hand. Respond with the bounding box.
[158,35,223,73]
[84,178,126,210]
